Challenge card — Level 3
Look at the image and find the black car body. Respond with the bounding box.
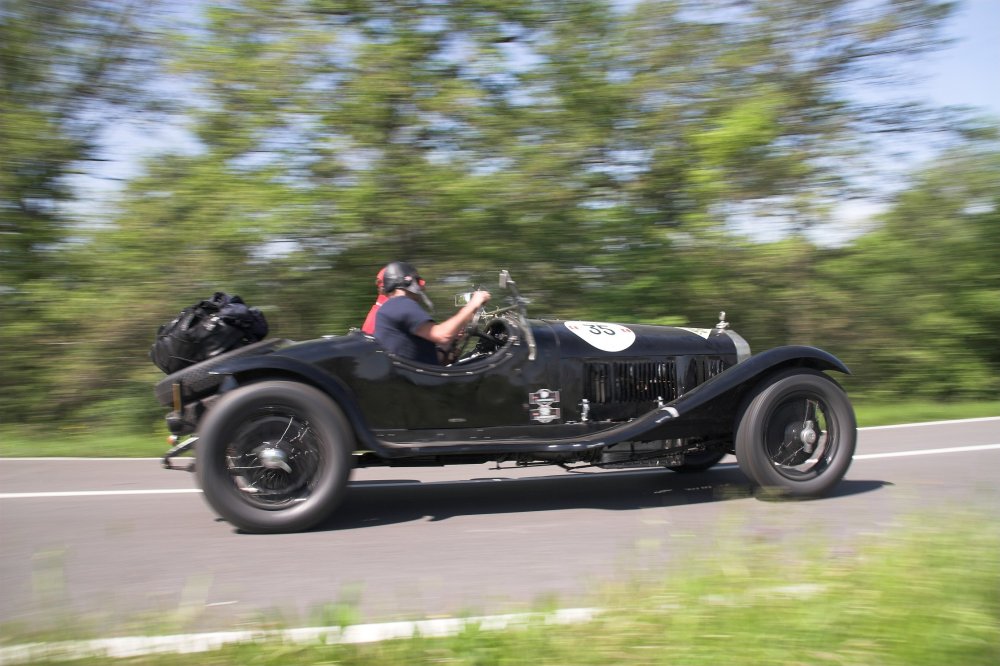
[157,271,856,533]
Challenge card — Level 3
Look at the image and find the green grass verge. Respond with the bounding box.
[853,399,1000,427]
[0,427,165,458]
[1,400,998,457]
[7,511,999,665]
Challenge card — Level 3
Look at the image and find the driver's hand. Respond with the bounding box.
[469,290,491,309]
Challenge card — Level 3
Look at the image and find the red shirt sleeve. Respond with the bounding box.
[361,295,388,335]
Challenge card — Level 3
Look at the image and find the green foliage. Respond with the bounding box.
[3,0,998,431]
[1,0,162,424]
[822,144,1000,400]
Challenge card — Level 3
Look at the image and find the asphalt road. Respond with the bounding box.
[1,418,998,632]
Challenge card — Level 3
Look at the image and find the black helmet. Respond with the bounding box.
[381,261,426,295]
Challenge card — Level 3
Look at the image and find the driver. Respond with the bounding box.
[374,261,490,365]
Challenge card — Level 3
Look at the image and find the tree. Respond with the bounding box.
[2,0,977,430]
[0,0,163,423]
[150,0,960,310]
[826,141,1000,399]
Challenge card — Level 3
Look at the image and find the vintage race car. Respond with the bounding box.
[157,270,856,533]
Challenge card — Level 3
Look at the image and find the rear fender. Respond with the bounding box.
[210,355,385,455]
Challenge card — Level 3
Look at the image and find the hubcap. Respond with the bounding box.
[225,412,322,508]
[257,446,292,473]
[800,423,818,451]
[766,396,834,479]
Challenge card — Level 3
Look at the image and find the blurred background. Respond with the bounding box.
[1,0,998,438]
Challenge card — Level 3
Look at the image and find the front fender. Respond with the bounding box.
[611,346,850,443]
[668,345,849,420]
[715,344,849,387]
[210,355,385,454]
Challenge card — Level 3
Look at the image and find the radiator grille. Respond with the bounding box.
[584,357,728,409]
[704,358,725,381]
[584,360,678,405]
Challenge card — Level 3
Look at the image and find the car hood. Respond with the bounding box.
[534,319,748,360]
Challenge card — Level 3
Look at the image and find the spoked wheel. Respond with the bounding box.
[196,381,353,533]
[735,369,856,497]
[225,412,323,509]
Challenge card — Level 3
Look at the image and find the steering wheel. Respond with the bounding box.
[443,306,486,364]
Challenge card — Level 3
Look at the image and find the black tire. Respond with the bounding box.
[667,450,727,473]
[195,381,354,533]
[735,369,856,498]
[153,338,290,407]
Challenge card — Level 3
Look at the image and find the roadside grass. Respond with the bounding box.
[853,399,1000,428]
[2,399,998,457]
[0,426,164,458]
[5,511,998,665]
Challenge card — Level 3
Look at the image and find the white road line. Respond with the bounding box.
[0,457,163,461]
[852,443,1000,460]
[859,415,1000,431]
[2,443,999,500]
[0,489,201,499]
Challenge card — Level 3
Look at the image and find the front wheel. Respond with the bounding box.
[195,381,354,533]
[735,369,856,498]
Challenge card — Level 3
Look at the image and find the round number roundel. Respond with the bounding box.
[564,321,636,352]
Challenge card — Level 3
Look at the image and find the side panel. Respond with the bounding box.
[375,352,529,430]
[211,331,850,458]
[218,337,532,432]
[211,325,568,444]
[372,319,565,436]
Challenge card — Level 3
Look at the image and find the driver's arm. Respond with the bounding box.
[414,290,490,346]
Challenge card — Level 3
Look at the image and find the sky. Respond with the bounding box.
[823,0,1000,242]
[920,0,1000,115]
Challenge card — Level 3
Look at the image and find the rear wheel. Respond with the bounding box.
[195,381,353,533]
[735,369,855,497]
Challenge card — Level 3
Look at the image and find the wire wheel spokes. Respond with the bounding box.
[764,394,834,479]
[225,411,322,508]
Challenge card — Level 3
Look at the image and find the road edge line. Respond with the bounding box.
[858,415,1000,431]
[0,608,599,665]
